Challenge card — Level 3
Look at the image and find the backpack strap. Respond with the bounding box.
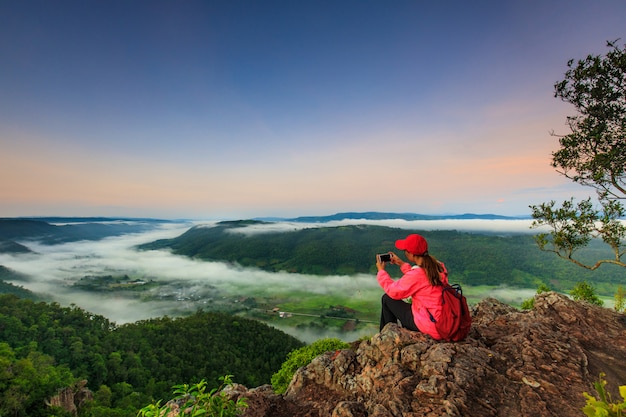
[427,264,451,324]
[428,311,437,323]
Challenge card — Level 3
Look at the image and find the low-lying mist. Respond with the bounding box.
[0,218,540,342]
[229,218,537,236]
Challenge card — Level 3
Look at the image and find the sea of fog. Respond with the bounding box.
[0,219,539,332]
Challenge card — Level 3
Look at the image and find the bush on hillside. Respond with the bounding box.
[271,338,350,394]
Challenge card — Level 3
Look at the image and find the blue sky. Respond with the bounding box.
[1,0,625,219]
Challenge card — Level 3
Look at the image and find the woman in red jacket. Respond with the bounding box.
[376,233,448,339]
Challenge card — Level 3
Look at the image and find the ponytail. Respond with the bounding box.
[420,253,444,286]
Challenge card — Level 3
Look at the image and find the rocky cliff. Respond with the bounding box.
[228,292,626,417]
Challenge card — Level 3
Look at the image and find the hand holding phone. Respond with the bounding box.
[377,253,391,263]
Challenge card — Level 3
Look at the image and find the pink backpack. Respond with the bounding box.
[429,283,472,342]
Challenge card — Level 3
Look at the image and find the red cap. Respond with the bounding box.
[395,234,428,256]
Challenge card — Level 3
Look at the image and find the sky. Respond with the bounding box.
[1,1,625,220]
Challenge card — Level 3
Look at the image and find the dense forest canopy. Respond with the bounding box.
[0,294,303,417]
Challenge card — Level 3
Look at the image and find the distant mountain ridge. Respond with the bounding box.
[0,218,168,246]
[14,216,174,224]
[0,212,528,253]
[258,211,531,222]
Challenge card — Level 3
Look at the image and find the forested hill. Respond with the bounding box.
[139,221,622,294]
[0,266,39,299]
[0,218,168,245]
[0,294,304,416]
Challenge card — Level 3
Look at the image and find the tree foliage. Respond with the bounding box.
[138,376,247,417]
[530,41,626,270]
[551,40,626,199]
[0,295,303,417]
[0,342,75,417]
[570,281,604,306]
[582,373,626,417]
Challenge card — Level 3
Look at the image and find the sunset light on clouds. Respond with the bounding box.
[1,1,625,219]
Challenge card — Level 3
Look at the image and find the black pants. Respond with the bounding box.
[380,293,419,332]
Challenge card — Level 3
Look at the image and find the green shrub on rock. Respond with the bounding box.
[271,338,350,394]
[138,375,247,417]
[582,373,626,417]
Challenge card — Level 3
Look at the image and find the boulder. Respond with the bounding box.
[231,292,626,417]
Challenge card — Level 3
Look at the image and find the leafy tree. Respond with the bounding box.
[570,281,604,306]
[0,342,76,417]
[530,40,626,270]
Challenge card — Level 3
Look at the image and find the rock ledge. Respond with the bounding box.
[230,293,626,417]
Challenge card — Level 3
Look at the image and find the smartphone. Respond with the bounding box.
[378,253,391,262]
